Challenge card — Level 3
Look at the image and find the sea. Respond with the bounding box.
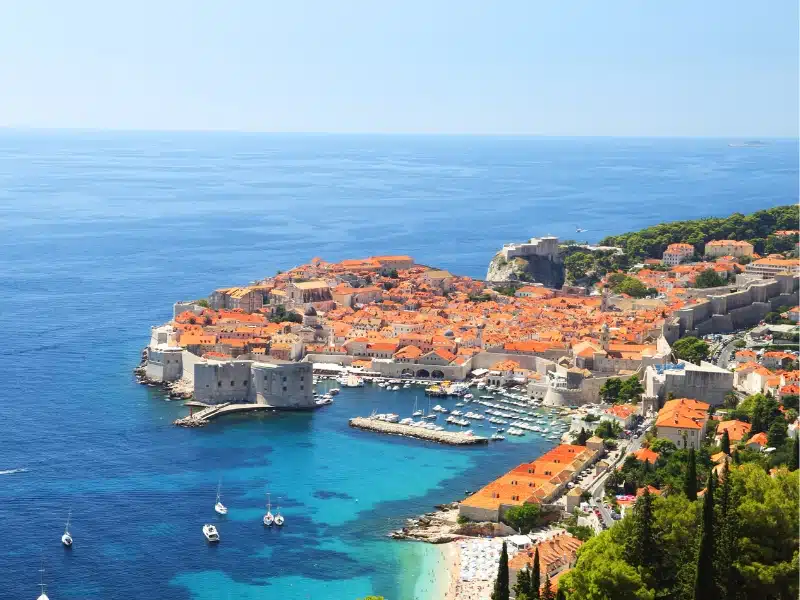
[0,132,796,600]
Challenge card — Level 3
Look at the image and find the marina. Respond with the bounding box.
[349,417,489,445]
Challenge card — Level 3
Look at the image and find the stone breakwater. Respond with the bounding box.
[348,417,489,445]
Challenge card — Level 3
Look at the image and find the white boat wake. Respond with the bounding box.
[0,468,28,475]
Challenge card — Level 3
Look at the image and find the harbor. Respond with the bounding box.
[349,416,489,445]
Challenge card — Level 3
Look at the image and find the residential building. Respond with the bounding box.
[654,398,710,450]
[703,240,754,258]
[508,533,583,594]
[746,432,768,450]
[715,420,752,443]
[602,404,638,429]
[662,243,695,266]
[745,258,800,279]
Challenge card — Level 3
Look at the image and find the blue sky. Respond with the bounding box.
[0,1,797,136]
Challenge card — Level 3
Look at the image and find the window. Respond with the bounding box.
[283,386,287,392]
[243,381,248,386]
[217,381,222,387]
[300,385,304,390]
[231,380,235,386]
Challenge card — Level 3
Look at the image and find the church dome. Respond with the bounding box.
[304,305,317,317]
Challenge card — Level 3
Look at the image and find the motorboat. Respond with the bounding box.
[263,493,274,526]
[464,393,474,400]
[61,510,73,547]
[274,507,285,526]
[491,433,506,441]
[385,413,400,423]
[400,417,414,425]
[203,523,220,542]
[215,481,228,515]
[316,396,333,406]
[329,388,340,395]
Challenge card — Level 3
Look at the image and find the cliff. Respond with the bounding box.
[485,253,565,288]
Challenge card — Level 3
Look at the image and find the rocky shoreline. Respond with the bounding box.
[133,348,193,401]
[389,503,514,544]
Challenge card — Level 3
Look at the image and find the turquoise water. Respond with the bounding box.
[0,132,796,599]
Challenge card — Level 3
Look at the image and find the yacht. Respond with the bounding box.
[491,433,506,441]
[329,388,340,395]
[263,493,274,526]
[412,397,423,417]
[37,562,49,600]
[384,413,400,423]
[215,482,228,515]
[464,393,474,400]
[274,507,285,527]
[400,417,414,425]
[203,523,220,542]
[61,510,73,547]
[340,374,365,387]
[316,396,333,406]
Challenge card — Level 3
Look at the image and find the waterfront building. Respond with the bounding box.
[654,398,709,450]
[703,239,754,258]
[500,236,559,261]
[745,257,800,278]
[662,243,695,266]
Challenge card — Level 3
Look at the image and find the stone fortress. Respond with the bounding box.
[144,324,314,409]
[500,236,560,261]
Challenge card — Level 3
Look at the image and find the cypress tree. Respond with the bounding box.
[530,547,541,599]
[714,461,738,600]
[513,564,531,599]
[694,470,716,600]
[623,486,661,582]
[492,541,510,600]
[790,436,799,471]
[555,588,566,600]
[541,574,555,600]
[684,447,698,501]
[720,430,730,455]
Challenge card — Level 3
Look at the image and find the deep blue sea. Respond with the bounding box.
[0,132,796,600]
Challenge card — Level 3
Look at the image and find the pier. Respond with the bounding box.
[174,402,274,427]
[348,417,489,445]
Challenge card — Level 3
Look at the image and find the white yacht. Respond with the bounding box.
[61,510,73,547]
[203,523,220,542]
[491,432,506,441]
[263,493,274,526]
[214,482,228,515]
[412,397,423,417]
[274,507,285,526]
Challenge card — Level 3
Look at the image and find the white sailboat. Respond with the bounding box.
[263,493,274,526]
[274,506,285,526]
[412,396,423,417]
[37,561,49,600]
[214,481,228,515]
[61,510,73,547]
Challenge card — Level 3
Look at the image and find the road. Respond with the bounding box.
[716,333,744,369]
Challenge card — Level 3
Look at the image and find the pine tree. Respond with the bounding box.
[684,447,698,501]
[492,541,510,600]
[530,547,541,599]
[720,430,730,455]
[694,470,716,599]
[541,574,555,600]
[790,436,799,471]
[513,564,532,599]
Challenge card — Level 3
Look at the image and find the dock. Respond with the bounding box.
[348,417,489,445]
[174,402,273,427]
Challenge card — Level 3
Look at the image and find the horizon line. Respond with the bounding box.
[0,126,797,140]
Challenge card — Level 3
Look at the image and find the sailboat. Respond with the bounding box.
[423,397,437,420]
[61,510,73,547]
[263,493,274,526]
[214,481,228,515]
[274,506,285,526]
[37,560,49,600]
[412,396,423,417]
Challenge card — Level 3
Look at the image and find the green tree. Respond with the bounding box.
[600,378,623,403]
[541,574,555,600]
[196,298,210,308]
[694,268,727,288]
[574,427,589,446]
[781,394,799,411]
[618,375,644,403]
[513,564,532,599]
[684,447,698,501]
[492,541,510,600]
[672,336,710,365]
[504,503,542,533]
[649,438,677,455]
[694,471,716,599]
[595,420,622,440]
[624,488,662,579]
[790,436,799,471]
[531,547,541,599]
[714,461,738,600]
[555,589,566,600]
[720,430,730,455]
[767,420,787,448]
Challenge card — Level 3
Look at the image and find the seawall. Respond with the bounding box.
[349,417,489,445]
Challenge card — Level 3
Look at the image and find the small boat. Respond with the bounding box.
[37,561,49,600]
[274,507,285,526]
[329,388,340,395]
[203,523,220,542]
[215,481,228,515]
[491,433,506,441]
[263,493,274,526]
[61,510,73,547]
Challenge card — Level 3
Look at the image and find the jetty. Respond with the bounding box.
[348,417,489,445]
[174,402,273,427]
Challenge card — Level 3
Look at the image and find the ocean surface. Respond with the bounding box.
[0,132,796,600]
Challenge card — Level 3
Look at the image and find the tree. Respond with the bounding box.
[574,427,589,446]
[694,268,726,288]
[790,436,799,471]
[600,378,623,403]
[618,375,645,403]
[388,268,399,278]
[694,471,716,599]
[503,503,542,533]
[720,430,730,455]
[491,541,510,600]
[513,564,532,599]
[684,448,698,501]
[595,420,622,440]
[649,438,677,455]
[196,298,210,308]
[541,574,555,600]
[624,488,661,578]
[782,394,799,411]
[672,336,710,365]
[767,420,787,448]
[714,461,738,600]
[530,547,540,599]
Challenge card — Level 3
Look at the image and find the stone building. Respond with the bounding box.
[644,361,733,407]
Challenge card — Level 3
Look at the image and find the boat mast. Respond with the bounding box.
[38,559,47,597]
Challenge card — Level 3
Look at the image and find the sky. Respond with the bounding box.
[0,1,797,136]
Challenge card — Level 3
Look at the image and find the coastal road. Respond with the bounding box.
[716,333,744,369]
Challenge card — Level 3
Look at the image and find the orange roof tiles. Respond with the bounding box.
[656,398,710,430]
[716,420,752,442]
